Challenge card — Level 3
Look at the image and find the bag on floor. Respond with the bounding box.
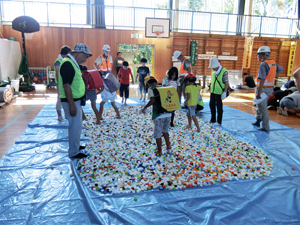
[82,70,103,91]
[103,73,120,93]
[152,86,180,114]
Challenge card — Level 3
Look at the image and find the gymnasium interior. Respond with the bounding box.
[0,0,300,224]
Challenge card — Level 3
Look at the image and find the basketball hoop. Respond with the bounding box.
[154,31,165,39]
[24,33,34,40]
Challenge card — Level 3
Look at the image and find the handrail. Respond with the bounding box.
[0,0,298,38]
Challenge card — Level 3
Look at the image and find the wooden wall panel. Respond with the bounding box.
[292,40,300,74]
[2,25,297,83]
[173,33,245,76]
[2,25,173,82]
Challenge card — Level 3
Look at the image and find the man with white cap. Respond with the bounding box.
[252,46,283,131]
[208,57,229,125]
[173,50,192,103]
[94,44,113,75]
[59,43,92,159]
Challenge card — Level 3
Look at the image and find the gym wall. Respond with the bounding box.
[2,25,173,82]
[2,25,300,82]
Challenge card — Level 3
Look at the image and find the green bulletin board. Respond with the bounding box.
[190,40,197,66]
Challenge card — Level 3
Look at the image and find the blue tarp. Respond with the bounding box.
[0,98,299,224]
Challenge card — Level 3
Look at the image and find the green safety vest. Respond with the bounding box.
[58,57,85,99]
[210,68,226,95]
[54,57,62,84]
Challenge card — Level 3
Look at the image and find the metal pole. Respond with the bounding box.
[226,14,229,35]
[113,5,114,29]
[274,17,278,37]
[133,7,135,30]
[209,13,212,34]
[0,1,2,25]
[259,16,262,36]
[191,11,194,33]
[46,2,49,26]
[23,1,25,15]
[69,3,71,27]
[154,8,155,18]
[288,19,293,38]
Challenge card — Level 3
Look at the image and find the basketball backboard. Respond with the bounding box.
[145,18,170,38]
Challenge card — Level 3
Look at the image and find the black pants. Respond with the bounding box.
[209,93,223,124]
[120,84,129,98]
[116,67,122,75]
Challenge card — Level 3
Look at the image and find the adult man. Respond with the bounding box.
[252,46,283,131]
[94,44,113,75]
[173,50,192,103]
[54,45,72,122]
[59,43,92,159]
[294,68,300,91]
[241,73,256,89]
[208,57,229,125]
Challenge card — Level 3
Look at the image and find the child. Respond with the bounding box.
[99,76,121,120]
[184,74,202,132]
[142,76,172,155]
[80,65,103,124]
[136,58,150,101]
[162,67,179,127]
[118,61,134,105]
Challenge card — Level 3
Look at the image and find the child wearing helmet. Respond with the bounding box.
[184,74,202,132]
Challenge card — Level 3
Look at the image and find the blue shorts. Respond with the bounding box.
[188,105,196,116]
[85,89,97,102]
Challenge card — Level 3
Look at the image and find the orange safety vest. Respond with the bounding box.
[179,58,192,77]
[256,59,276,87]
[99,54,112,73]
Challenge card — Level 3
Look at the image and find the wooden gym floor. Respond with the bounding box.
[0,85,299,160]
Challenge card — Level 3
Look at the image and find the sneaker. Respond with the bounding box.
[252,119,261,127]
[214,122,221,126]
[281,110,288,116]
[258,127,270,132]
[277,107,282,115]
[267,105,274,110]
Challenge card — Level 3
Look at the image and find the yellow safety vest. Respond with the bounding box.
[58,57,85,99]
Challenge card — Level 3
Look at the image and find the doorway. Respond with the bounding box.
[118,43,154,80]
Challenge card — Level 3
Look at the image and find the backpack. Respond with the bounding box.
[103,73,120,93]
[82,70,103,91]
[152,86,180,114]
[196,92,204,111]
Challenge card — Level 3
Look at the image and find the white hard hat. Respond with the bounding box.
[173,50,182,59]
[103,44,111,51]
[257,46,271,55]
[208,57,220,69]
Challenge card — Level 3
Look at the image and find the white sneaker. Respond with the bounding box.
[214,122,221,126]
[281,110,288,116]
[277,107,282,115]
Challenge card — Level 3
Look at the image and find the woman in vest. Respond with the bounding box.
[208,57,229,125]
[252,46,283,131]
[59,43,92,159]
[54,45,71,122]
